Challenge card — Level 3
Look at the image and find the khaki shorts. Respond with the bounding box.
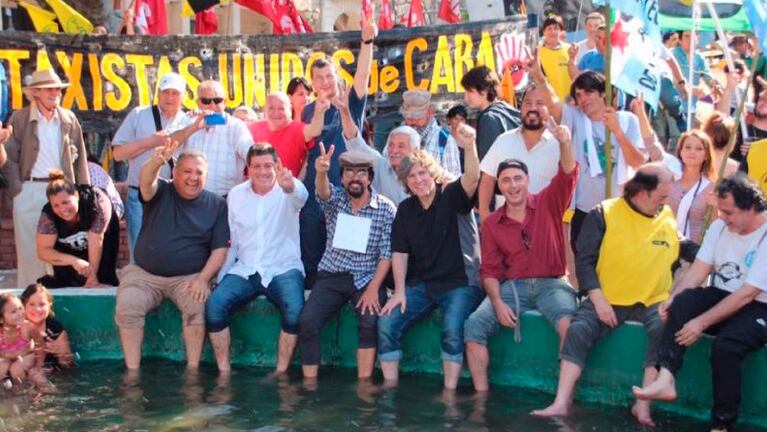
[114,264,205,328]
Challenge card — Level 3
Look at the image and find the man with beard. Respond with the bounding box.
[478,85,563,222]
[298,146,396,380]
[464,117,578,392]
[460,65,520,161]
[2,69,90,287]
[400,89,462,178]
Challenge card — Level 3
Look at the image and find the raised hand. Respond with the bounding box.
[276,160,296,193]
[568,43,579,62]
[451,123,476,149]
[360,3,378,42]
[629,92,646,118]
[0,121,12,145]
[331,83,351,112]
[545,117,571,145]
[153,137,180,164]
[314,142,335,174]
[524,46,545,84]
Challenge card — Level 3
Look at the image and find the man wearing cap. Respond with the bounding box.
[400,89,462,178]
[2,69,89,286]
[464,118,578,393]
[169,80,254,197]
[112,72,188,261]
[298,145,396,380]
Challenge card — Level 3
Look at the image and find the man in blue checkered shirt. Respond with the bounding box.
[298,145,396,380]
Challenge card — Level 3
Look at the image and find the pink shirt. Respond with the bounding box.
[248,120,314,176]
[480,166,578,281]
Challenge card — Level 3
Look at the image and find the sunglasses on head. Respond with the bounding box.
[200,97,224,105]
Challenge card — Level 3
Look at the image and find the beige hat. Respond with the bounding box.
[400,89,432,119]
[23,69,70,90]
[339,150,375,168]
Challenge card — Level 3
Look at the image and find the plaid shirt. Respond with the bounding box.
[317,185,396,289]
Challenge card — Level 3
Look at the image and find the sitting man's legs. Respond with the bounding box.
[437,285,483,390]
[351,285,387,379]
[262,269,305,373]
[166,272,207,369]
[115,264,166,370]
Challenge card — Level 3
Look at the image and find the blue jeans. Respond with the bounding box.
[378,282,483,364]
[206,269,305,334]
[125,187,142,263]
[299,199,326,289]
[464,278,577,345]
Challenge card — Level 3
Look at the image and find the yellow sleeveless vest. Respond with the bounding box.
[596,198,678,306]
[746,139,767,195]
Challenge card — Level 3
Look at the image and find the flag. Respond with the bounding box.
[744,0,767,54]
[235,0,311,34]
[437,0,461,24]
[195,8,218,34]
[609,14,663,109]
[182,1,195,17]
[379,0,394,30]
[134,0,168,35]
[234,0,276,21]
[18,1,60,33]
[592,0,661,46]
[188,0,221,13]
[404,0,426,27]
[44,0,93,34]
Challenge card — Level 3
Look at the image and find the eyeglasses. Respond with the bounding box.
[521,228,531,250]
[200,97,224,105]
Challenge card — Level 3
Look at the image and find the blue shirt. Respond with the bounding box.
[302,87,367,197]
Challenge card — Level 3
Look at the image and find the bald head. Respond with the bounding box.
[624,163,673,216]
[265,92,292,130]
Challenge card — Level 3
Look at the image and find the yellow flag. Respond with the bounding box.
[18,1,60,33]
[182,1,195,17]
[677,0,693,6]
[44,0,94,34]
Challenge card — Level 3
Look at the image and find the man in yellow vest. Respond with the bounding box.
[532,163,680,426]
[633,174,767,432]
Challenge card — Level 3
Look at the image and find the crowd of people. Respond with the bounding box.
[1,10,767,432]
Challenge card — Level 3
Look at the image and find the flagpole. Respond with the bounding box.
[686,0,699,131]
[703,0,749,140]
[604,1,613,199]
[698,44,762,243]
[0,0,4,32]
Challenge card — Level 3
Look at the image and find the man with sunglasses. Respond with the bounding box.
[170,80,254,197]
[464,117,578,393]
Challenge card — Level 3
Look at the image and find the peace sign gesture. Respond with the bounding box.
[276,160,296,193]
[152,137,180,165]
[315,142,335,174]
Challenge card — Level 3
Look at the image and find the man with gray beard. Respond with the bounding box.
[477,85,564,222]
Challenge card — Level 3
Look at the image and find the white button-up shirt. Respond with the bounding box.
[174,113,254,196]
[222,178,308,286]
[30,107,62,178]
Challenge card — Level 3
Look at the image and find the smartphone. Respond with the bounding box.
[205,112,227,126]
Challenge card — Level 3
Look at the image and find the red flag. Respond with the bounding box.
[236,0,311,34]
[379,0,394,30]
[195,8,218,34]
[437,0,460,24]
[404,0,426,27]
[134,0,167,35]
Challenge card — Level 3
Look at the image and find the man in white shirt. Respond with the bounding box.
[571,12,605,66]
[206,143,308,374]
[170,80,254,196]
[633,174,767,432]
[112,72,187,261]
[477,85,562,221]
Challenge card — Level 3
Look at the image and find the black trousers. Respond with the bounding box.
[657,286,767,430]
[298,272,386,366]
[569,209,588,255]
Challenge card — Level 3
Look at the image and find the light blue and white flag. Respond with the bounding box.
[743,0,767,54]
[593,0,662,45]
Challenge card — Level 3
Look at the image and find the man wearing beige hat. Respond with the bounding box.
[298,145,396,380]
[400,89,462,178]
[2,69,89,287]
[112,72,188,261]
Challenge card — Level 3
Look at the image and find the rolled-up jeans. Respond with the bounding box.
[378,282,483,364]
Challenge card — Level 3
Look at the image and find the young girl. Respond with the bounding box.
[21,284,73,370]
[0,293,45,385]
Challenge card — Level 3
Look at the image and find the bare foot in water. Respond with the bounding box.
[632,369,677,402]
[531,402,571,417]
[631,401,655,427]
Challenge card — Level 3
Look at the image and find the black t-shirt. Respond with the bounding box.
[391,181,480,294]
[44,316,65,369]
[135,180,230,277]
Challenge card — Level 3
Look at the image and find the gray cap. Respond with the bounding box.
[400,89,431,119]
[339,150,375,168]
